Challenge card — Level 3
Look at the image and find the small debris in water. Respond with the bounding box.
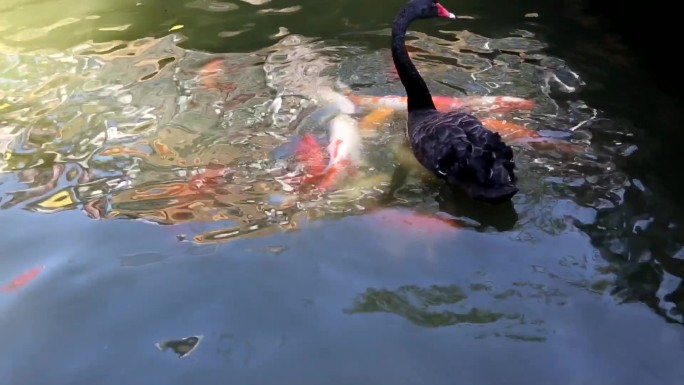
[271,27,290,39]
[218,30,246,38]
[257,6,302,14]
[268,245,287,254]
[239,0,271,4]
[98,24,132,32]
[275,179,294,192]
[155,335,203,358]
[119,252,165,267]
[632,179,646,192]
[169,24,184,31]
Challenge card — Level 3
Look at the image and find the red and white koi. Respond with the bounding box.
[296,113,363,191]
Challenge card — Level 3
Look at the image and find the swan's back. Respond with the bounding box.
[407,109,518,203]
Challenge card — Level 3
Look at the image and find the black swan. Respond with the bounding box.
[391,0,519,204]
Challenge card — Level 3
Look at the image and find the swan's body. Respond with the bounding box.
[392,0,518,204]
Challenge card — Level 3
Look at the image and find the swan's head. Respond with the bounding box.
[409,0,456,20]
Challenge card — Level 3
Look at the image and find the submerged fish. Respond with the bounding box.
[345,92,535,114]
[341,88,584,154]
[480,118,585,154]
[198,59,237,92]
[371,208,461,236]
[1,265,44,292]
[296,113,363,191]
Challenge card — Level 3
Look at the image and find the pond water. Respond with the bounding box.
[1,0,683,384]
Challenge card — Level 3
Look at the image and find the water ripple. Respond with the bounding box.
[1,26,679,326]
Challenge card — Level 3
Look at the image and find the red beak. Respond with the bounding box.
[436,3,456,19]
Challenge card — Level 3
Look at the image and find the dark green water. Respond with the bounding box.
[1,0,683,384]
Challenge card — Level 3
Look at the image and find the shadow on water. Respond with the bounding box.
[382,155,519,232]
[437,184,519,232]
[1,0,684,384]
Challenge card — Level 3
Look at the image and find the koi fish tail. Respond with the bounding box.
[481,118,541,141]
[309,160,350,191]
[481,118,586,155]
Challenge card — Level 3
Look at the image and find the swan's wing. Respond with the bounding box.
[411,111,515,184]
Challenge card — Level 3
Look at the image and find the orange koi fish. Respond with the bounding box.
[344,91,583,154]
[345,92,535,114]
[99,146,150,157]
[198,59,237,92]
[348,94,541,142]
[479,118,541,141]
[480,118,585,154]
[372,208,461,236]
[152,139,178,157]
[1,265,44,292]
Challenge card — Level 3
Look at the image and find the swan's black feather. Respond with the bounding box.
[408,109,518,203]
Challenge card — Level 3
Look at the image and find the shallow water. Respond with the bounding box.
[1,1,683,384]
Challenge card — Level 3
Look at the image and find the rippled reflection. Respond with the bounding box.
[1,21,681,328]
[344,283,552,342]
[0,29,628,241]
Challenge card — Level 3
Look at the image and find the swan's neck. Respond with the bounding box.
[391,8,436,112]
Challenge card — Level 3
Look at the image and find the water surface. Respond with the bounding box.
[1,1,683,384]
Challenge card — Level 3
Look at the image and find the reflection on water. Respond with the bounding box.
[345,284,520,326]
[345,282,559,342]
[1,29,613,241]
[1,2,684,382]
[0,25,670,297]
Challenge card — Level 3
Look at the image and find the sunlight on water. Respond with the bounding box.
[0,28,621,244]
